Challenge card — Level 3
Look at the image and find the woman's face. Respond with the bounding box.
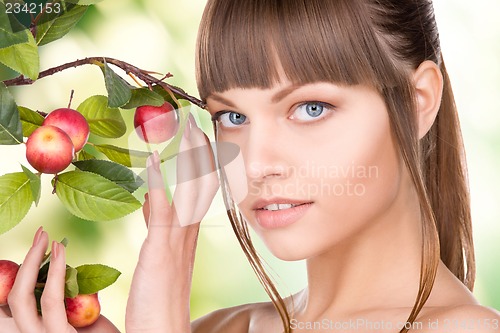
[206,79,406,260]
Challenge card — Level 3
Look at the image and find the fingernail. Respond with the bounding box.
[146,155,153,168]
[153,151,160,172]
[32,226,43,247]
[144,192,149,201]
[52,241,58,260]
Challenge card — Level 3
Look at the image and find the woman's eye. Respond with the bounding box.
[218,112,247,128]
[290,102,332,122]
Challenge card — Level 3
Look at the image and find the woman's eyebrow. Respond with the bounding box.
[208,94,236,107]
[271,84,300,103]
[208,84,301,107]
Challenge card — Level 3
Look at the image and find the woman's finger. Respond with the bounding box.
[145,151,174,243]
[8,227,46,332]
[173,118,219,226]
[189,124,219,223]
[172,117,198,227]
[147,151,171,219]
[41,242,71,332]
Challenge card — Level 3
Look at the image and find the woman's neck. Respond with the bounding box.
[295,176,424,320]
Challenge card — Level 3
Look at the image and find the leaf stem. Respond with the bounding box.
[127,72,143,88]
[163,85,182,111]
[52,174,58,194]
[2,57,206,109]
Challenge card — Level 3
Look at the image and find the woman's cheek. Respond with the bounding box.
[321,116,402,228]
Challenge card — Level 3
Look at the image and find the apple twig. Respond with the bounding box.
[2,57,206,109]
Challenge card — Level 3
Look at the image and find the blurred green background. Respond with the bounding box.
[0,0,499,331]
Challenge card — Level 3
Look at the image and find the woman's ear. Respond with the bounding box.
[413,60,443,139]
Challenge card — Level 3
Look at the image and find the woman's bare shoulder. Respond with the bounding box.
[417,304,499,333]
[191,301,276,333]
[417,264,500,332]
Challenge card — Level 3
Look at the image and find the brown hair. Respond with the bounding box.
[196,1,474,332]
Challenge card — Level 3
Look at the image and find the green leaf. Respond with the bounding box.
[77,149,96,161]
[0,31,39,80]
[0,61,19,81]
[73,160,144,193]
[65,266,79,298]
[35,4,88,46]
[0,29,26,49]
[39,259,51,280]
[61,237,69,248]
[101,62,132,108]
[151,84,189,107]
[94,144,150,168]
[53,171,141,221]
[0,172,33,235]
[76,264,121,294]
[38,237,69,278]
[18,106,44,137]
[77,95,126,138]
[0,11,28,49]
[0,28,27,49]
[21,164,41,206]
[0,83,23,145]
[1,2,34,35]
[122,88,165,109]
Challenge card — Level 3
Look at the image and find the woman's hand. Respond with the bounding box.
[0,227,119,333]
[125,117,219,333]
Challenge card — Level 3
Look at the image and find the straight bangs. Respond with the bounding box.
[196,0,401,102]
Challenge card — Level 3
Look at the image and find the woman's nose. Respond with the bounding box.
[243,121,290,182]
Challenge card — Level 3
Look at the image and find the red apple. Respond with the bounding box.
[26,125,75,174]
[65,293,101,328]
[0,260,20,306]
[134,102,178,143]
[43,108,90,152]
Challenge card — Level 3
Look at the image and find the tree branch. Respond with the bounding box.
[2,57,206,109]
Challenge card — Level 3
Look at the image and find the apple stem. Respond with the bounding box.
[68,90,75,108]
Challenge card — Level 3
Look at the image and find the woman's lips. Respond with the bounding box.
[254,203,313,229]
